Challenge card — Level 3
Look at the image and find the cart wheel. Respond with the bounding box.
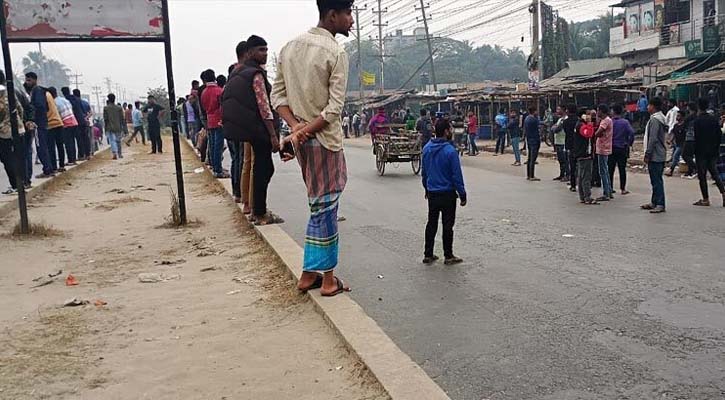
[376,146,386,176]
[412,157,421,175]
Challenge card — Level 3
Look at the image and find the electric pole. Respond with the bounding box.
[70,72,83,89]
[536,0,544,82]
[353,4,367,102]
[103,77,113,94]
[92,85,102,114]
[373,0,387,94]
[417,0,437,93]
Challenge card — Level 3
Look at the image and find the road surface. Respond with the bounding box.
[267,138,725,400]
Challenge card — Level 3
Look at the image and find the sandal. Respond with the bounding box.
[321,277,351,297]
[254,213,285,226]
[621,190,630,195]
[298,273,324,293]
[693,199,710,207]
[640,203,655,210]
[584,199,600,205]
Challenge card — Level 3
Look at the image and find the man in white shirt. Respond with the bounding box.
[272,0,353,297]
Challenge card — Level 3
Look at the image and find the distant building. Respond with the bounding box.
[383,28,427,54]
[609,0,724,66]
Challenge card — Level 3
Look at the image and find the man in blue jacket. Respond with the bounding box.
[422,119,467,265]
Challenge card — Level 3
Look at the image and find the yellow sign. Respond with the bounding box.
[362,71,376,86]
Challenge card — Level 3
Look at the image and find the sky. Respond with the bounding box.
[0,0,611,110]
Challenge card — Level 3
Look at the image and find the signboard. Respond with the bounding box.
[641,2,655,33]
[685,39,704,59]
[362,71,376,86]
[626,5,641,37]
[5,0,163,41]
[702,25,721,53]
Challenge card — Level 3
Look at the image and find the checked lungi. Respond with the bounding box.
[296,138,348,273]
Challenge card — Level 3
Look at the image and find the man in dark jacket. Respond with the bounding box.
[642,97,668,213]
[62,87,88,161]
[563,105,579,191]
[524,107,542,181]
[24,72,52,178]
[222,40,248,202]
[693,98,725,207]
[225,35,278,225]
[572,105,596,204]
[422,119,466,265]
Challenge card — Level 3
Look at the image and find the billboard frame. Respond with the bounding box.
[0,0,187,233]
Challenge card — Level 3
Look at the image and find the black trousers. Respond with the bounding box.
[568,150,578,188]
[526,142,540,179]
[0,138,17,189]
[608,147,629,191]
[47,127,65,170]
[592,154,601,186]
[63,126,78,163]
[696,155,725,200]
[424,191,457,259]
[252,138,274,217]
[149,124,163,153]
[681,141,697,176]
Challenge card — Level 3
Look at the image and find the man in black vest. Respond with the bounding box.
[223,35,280,225]
[222,41,248,203]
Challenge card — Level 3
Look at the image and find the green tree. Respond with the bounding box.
[568,13,614,60]
[21,51,71,88]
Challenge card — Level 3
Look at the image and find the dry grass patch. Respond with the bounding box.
[4,221,64,239]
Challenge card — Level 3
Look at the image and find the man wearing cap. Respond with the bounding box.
[273,0,354,297]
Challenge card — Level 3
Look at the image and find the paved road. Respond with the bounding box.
[267,139,725,400]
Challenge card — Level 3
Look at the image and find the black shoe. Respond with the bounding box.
[422,255,439,265]
[444,256,463,265]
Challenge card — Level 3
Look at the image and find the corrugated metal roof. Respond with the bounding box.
[559,58,625,78]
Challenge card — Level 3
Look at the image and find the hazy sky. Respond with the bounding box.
[0,0,611,109]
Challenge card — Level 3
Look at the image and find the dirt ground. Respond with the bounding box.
[0,139,388,400]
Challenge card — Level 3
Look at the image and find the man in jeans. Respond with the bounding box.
[222,40,249,202]
[103,94,124,160]
[508,110,522,166]
[524,107,541,181]
[594,104,613,201]
[551,106,568,181]
[608,104,635,195]
[572,106,597,204]
[641,97,668,214]
[126,101,145,145]
[200,69,227,178]
[421,119,466,265]
[692,98,725,207]
[23,72,52,178]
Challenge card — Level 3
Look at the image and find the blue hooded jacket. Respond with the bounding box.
[421,138,466,201]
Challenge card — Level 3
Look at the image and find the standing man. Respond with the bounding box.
[273,0,353,296]
[50,87,78,166]
[143,95,165,154]
[665,110,686,177]
[62,87,88,161]
[200,69,226,177]
[680,102,699,179]
[594,104,614,201]
[524,107,541,181]
[664,98,679,176]
[551,106,568,181]
[184,94,201,146]
[352,110,361,137]
[421,119,466,265]
[573,108,597,205]
[467,111,479,156]
[0,70,25,194]
[103,94,124,160]
[692,98,725,207]
[45,87,64,173]
[73,89,92,158]
[126,101,146,146]
[637,93,649,132]
[416,109,433,147]
[641,97,668,214]
[223,40,250,203]
[608,104,635,195]
[342,112,350,138]
[494,109,508,156]
[508,110,522,166]
[564,105,579,192]
[24,72,52,178]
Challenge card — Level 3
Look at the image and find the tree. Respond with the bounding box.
[568,13,614,60]
[21,51,71,88]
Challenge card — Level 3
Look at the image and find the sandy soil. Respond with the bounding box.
[0,139,388,400]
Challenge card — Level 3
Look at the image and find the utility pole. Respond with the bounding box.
[91,85,102,113]
[353,4,367,102]
[70,72,83,89]
[417,0,437,93]
[373,0,387,94]
[103,77,112,94]
[537,0,544,82]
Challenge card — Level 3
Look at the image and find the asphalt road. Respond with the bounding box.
[267,138,725,400]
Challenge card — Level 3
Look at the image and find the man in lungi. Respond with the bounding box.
[273,0,354,297]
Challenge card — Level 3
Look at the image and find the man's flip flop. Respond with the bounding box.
[299,273,324,293]
[321,277,351,297]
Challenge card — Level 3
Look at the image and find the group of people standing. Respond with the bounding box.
[178,0,356,296]
[0,71,95,195]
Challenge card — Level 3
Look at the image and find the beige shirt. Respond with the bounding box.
[271,27,349,152]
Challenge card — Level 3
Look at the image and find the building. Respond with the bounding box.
[610,0,724,65]
[383,28,427,54]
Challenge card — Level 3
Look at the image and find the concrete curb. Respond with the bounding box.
[181,139,451,400]
[0,148,110,219]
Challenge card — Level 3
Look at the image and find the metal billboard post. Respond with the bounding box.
[161,0,187,225]
[0,0,30,234]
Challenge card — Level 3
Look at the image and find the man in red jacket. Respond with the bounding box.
[200,69,227,178]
